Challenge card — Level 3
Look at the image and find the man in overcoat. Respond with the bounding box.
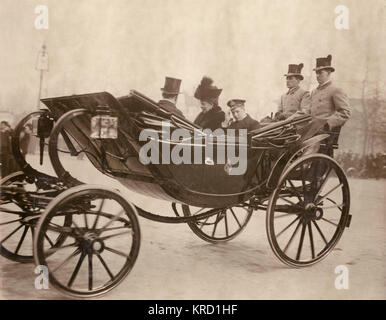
[304,54,352,155]
[306,55,351,129]
[275,63,310,121]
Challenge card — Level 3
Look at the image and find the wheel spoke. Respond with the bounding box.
[46,223,77,238]
[0,224,24,244]
[274,213,298,219]
[230,208,242,228]
[0,207,26,214]
[193,207,205,215]
[44,234,55,247]
[312,220,328,246]
[224,210,229,237]
[296,223,306,260]
[287,180,303,202]
[104,246,131,258]
[300,165,306,197]
[278,196,298,206]
[67,252,86,288]
[95,252,114,280]
[198,216,210,229]
[276,216,300,238]
[51,248,81,273]
[99,209,125,233]
[14,226,29,254]
[283,219,302,253]
[211,212,222,237]
[317,183,343,204]
[313,166,332,201]
[83,212,89,229]
[321,203,343,210]
[45,242,77,256]
[0,218,23,226]
[92,198,105,230]
[88,253,93,291]
[308,222,315,259]
[99,230,132,241]
[321,217,338,227]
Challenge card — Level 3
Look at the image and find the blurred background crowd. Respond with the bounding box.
[336,150,386,179]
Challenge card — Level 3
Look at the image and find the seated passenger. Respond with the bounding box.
[158,76,185,118]
[274,63,310,121]
[193,76,225,131]
[222,99,260,131]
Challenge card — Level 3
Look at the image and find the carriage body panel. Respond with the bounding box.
[41,91,287,207]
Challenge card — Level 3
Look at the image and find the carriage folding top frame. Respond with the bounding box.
[0,90,352,297]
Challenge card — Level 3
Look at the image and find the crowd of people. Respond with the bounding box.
[336,151,386,179]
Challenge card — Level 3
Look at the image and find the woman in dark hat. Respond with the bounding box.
[193,76,225,131]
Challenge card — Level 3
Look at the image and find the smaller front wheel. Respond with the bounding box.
[182,204,253,243]
[34,185,141,298]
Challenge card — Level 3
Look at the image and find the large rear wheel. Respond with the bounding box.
[266,154,351,267]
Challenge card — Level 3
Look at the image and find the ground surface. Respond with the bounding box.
[0,154,385,300]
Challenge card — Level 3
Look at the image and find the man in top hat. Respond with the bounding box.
[275,63,310,121]
[158,76,185,118]
[305,54,351,129]
[302,54,351,156]
[222,99,260,131]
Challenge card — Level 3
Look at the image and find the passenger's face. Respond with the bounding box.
[286,76,300,88]
[200,100,213,113]
[316,69,330,84]
[231,106,246,121]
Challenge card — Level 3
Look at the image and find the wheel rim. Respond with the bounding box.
[0,172,70,263]
[34,187,140,297]
[182,204,253,243]
[267,154,350,267]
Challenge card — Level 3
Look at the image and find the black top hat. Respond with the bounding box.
[194,76,222,103]
[284,63,304,80]
[161,77,182,94]
[227,99,246,108]
[313,55,335,72]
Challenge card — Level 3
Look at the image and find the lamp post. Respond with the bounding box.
[36,44,49,109]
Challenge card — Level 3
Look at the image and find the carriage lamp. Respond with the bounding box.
[90,105,118,139]
[32,111,54,165]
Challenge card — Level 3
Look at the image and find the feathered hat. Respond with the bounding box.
[194,76,222,104]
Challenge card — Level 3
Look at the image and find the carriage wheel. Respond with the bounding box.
[34,185,140,298]
[181,204,253,243]
[266,154,350,267]
[0,172,70,263]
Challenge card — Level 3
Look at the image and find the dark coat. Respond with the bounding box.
[158,99,185,118]
[228,114,260,131]
[194,106,225,131]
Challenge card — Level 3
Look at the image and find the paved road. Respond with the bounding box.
[0,155,385,299]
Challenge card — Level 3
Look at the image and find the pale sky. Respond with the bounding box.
[0,0,385,121]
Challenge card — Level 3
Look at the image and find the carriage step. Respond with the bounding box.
[346,214,352,228]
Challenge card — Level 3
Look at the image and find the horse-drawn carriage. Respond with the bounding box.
[0,90,351,297]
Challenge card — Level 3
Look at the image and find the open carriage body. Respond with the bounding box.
[0,90,351,297]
